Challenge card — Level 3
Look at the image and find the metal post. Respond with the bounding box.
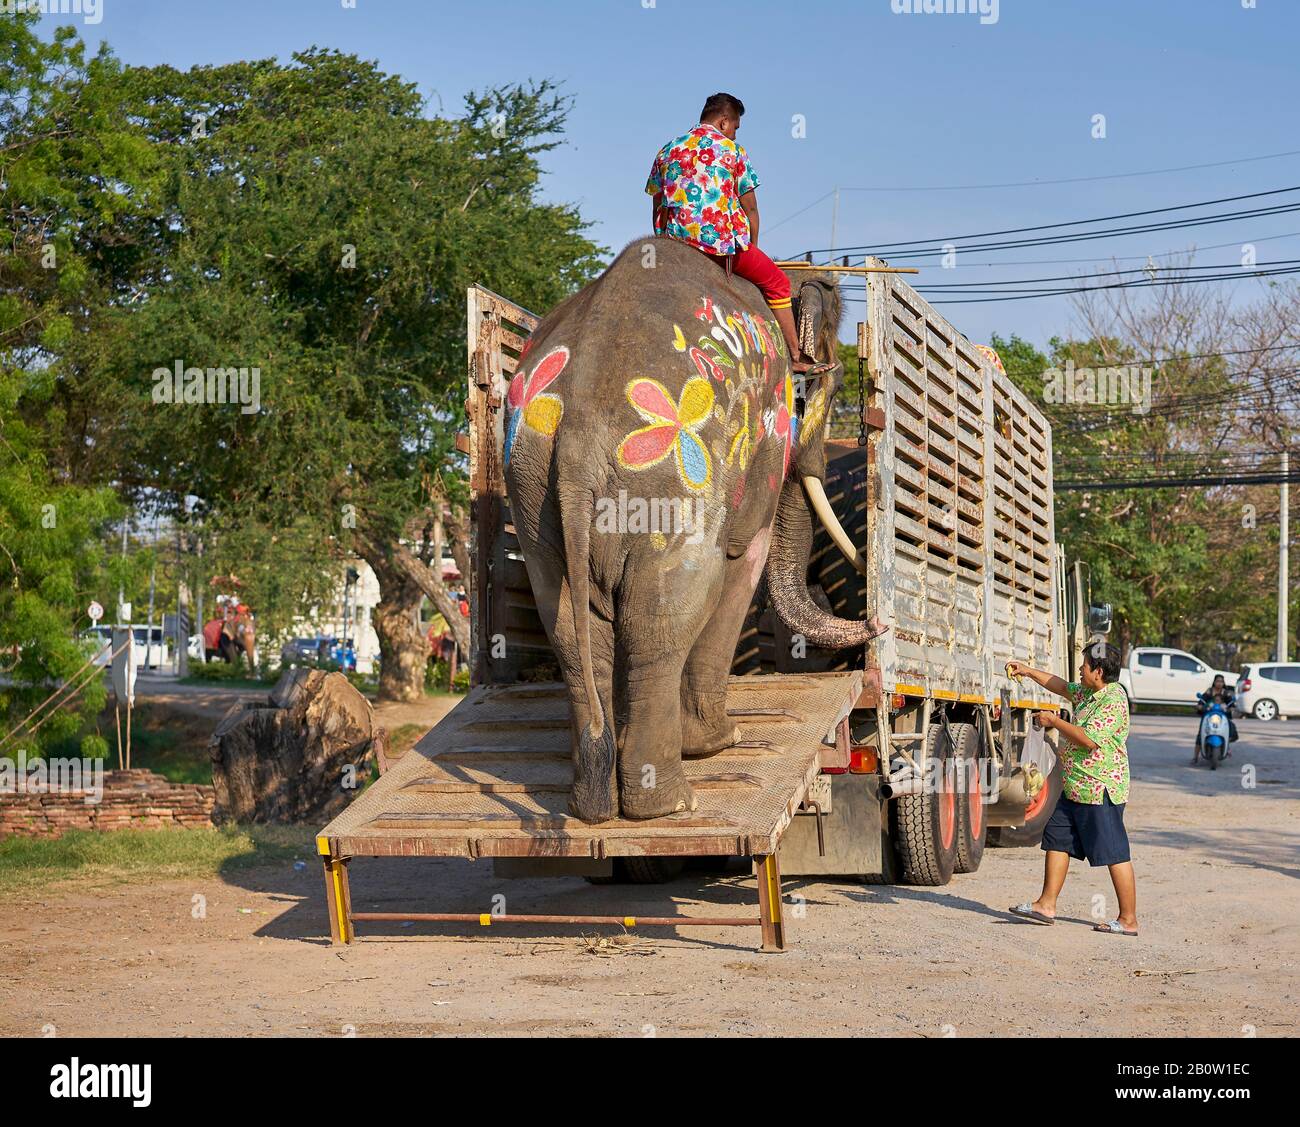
[195,538,206,664]
[117,517,128,624]
[754,853,787,953]
[318,837,354,944]
[1280,450,1290,661]
[175,528,188,677]
[145,555,157,671]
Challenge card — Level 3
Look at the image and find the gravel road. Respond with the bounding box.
[2,713,1294,1037]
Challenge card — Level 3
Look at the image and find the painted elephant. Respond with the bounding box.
[203,608,256,669]
[504,236,885,823]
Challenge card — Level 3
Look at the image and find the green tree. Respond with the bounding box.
[98,52,603,699]
[0,369,122,756]
[992,328,1282,661]
[1,11,155,753]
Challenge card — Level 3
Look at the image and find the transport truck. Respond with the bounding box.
[316,260,1102,951]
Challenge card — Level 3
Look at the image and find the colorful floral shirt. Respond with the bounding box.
[1062,681,1131,805]
[645,123,759,257]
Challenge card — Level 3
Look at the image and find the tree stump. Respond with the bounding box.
[209,669,380,824]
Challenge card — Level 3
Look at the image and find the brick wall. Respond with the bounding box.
[0,769,215,838]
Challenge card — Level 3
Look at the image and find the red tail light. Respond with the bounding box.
[849,747,878,774]
[1239,678,1252,693]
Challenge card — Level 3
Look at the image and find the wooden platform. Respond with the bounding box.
[318,671,861,861]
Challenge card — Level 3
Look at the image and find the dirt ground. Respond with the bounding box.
[2,714,1295,1037]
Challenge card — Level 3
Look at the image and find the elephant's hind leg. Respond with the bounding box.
[681,532,770,758]
[522,541,618,823]
[616,640,699,820]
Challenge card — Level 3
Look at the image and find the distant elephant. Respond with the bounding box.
[505,236,885,823]
[203,609,257,669]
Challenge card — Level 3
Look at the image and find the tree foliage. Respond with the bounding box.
[5,16,606,703]
[994,266,1300,667]
[1,11,154,752]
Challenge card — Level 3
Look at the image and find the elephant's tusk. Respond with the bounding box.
[802,475,870,577]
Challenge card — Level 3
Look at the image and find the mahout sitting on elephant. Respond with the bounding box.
[504,236,886,823]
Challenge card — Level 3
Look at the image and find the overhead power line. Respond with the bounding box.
[1057,469,1300,491]
[833,149,1300,193]
[831,201,1300,263]
[819,186,1300,256]
[909,258,1300,290]
[841,263,1300,305]
[768,149,1300,233]
[924,264,1300,303]
[857,231,1300,269]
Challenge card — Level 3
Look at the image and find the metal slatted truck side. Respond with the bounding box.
[778,258,1076,881]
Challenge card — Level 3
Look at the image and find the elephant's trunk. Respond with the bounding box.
[765,478,888,651]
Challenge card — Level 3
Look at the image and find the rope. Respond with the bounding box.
[0,638,126,754]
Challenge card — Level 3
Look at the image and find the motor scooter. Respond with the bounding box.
[1195,692,1231,770]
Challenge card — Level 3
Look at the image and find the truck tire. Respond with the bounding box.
[584,857,687,885]
[891,723,958,886]
[617,857,685,883]
[987,755,1063,848]
[952,722,986,874]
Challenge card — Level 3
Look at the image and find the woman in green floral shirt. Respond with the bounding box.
[1006,643,1139,937]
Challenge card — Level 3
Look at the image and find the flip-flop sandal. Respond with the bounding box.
[1009,902,1055,925]
[792,360,839,378]
[1093,920,1138,936]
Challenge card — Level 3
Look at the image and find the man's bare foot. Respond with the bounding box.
[790,354,835,375]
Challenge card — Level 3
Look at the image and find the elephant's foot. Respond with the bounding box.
[680,688,738,759]
[568,785,617,825]
[568,725,618,824]
[618,771,698,821]
[682,723,743,759]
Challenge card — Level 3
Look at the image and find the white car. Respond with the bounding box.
[1118,646,1237,706]
[1236,662,1300,721]
[83,625,172,670]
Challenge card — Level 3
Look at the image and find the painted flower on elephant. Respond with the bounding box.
[799,386,829,447]
[768,373,798,477]
[690,345,726,383]
[726,397,753,472]
[504,346,568,463]
[617,376,715,492]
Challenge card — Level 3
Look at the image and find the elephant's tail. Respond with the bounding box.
[560,489,616,823]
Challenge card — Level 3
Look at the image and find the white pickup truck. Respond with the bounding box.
[1118,646,1237,706]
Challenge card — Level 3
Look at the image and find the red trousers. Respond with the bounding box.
[707,243,792,309]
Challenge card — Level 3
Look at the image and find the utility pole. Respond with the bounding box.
[176,527,190,678]
[117,516,129,625]
[1279,449,1290,662]
[829,186,840,258]
[145,526,157,672]
[195,537,206,663]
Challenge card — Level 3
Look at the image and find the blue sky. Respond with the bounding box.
[50,0,1300,347]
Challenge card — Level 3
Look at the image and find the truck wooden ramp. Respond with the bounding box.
[318,670,860,952]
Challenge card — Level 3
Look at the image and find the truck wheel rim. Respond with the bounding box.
[1024,777,1050,821]
[940,761,956,850]
[967,760,983,838]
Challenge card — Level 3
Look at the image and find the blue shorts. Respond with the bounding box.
[1041,792,1130,867]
